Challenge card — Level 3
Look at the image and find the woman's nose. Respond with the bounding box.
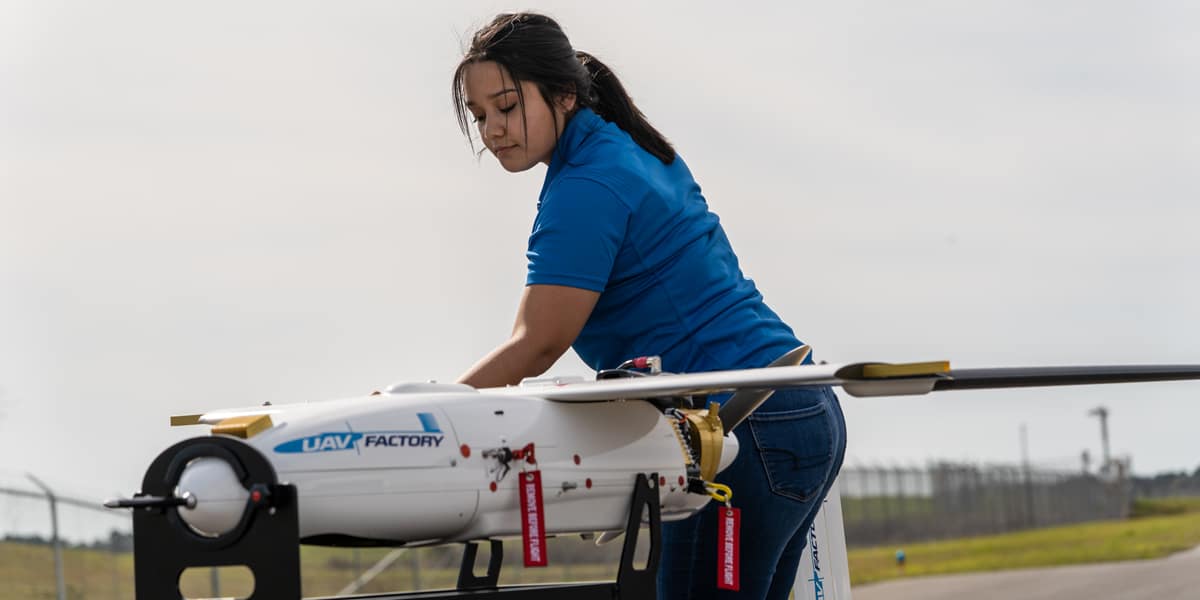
[484,118,504,140]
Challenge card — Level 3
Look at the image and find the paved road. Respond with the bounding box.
[853,545,1200,600]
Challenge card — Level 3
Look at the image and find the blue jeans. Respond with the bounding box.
[658,386,847,599]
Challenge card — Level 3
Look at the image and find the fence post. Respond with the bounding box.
[411,546,422,589]
[27,474,66,600]
[210,566,221,597]
[878,466,891,542]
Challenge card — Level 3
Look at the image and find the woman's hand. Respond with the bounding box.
[457,284,600,388]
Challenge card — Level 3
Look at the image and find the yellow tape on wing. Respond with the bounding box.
[861,361,950,379]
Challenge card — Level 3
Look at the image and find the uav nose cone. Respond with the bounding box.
[176,457,249,537]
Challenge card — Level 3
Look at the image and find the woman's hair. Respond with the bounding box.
[452,12,675,164]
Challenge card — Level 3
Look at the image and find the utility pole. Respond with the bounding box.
[1088,406,1111,475]
[27,474,66,600]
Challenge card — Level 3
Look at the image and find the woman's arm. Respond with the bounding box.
[457,284,600,388]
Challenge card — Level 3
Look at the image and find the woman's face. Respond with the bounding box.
[462,61,573,172]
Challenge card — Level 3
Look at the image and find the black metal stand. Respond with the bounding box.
[319,472,663,600]
[130,436,301,599]
[615,472,662,597]
[456,539,505,591]
[127,436,662,600]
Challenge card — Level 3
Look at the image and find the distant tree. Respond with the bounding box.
[4,533,50,545]
[108,530,133,552]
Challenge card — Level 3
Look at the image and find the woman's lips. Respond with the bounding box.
[494,144,518,156]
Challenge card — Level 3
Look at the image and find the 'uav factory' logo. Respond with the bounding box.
[273,413,444,454]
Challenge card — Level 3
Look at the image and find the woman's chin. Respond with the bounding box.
[498,157,537,173]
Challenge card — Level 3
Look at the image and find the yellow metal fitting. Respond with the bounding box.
[170,414,203,426]
[683,401,726,481]
[211,414,274,439]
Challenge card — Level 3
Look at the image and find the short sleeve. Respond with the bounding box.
[526,176,631,292]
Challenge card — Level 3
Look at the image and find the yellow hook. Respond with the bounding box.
[705,482,733,504]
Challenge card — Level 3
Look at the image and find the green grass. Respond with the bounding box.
[0,542,134,599]
[0,539,621,599]
[1129,496,1200,518]
[848,497,1200,586]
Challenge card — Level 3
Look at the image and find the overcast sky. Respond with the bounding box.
[2,0,1198,517]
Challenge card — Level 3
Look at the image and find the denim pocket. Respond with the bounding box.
[748,401,834,503]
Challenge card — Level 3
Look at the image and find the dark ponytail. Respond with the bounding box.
[574,51,675,164]
[453,13,675,165]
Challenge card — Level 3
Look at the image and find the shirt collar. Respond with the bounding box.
[544,107,604,184]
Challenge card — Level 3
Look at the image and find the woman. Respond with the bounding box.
[452,13,845,600]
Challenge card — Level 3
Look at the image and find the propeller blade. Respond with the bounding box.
[720,345,812,433]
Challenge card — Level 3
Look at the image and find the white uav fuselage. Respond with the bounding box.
[177,384,734,544]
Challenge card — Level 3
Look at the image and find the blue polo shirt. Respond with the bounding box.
[527,107,802,375]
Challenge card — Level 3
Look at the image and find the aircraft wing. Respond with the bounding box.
[481,362,1200,401]
[174,361,1200,428]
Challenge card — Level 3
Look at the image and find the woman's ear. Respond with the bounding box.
[559,93,577,113]
[555,86,577,113]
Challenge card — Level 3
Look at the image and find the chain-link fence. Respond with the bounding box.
[0,475,133,600]
[839,461,1133,547]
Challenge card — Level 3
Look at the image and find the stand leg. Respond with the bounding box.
[615,473,661,600]
[457,539,504,591]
